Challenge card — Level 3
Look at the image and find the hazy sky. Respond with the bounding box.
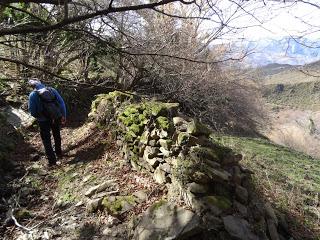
[210,0,320,41]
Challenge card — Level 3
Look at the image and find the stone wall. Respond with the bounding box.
[90,91,290,240]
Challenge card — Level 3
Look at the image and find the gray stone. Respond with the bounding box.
[159,163,171,173]
[177,132,189,146]
[235,185,248,204]
[85,180,116,197]
[223,215,259,240]
[267,219,280,240]
[173,117,187,126]
[265,203,278,226]
[205,166,231,182]
[159,147,170,157]
[188,182,209,194]
[187,119,211,136]
[222,153,242,165]
[3,106,35,128]
[153,167,166,184]
[140,131,150,145]
[143,146,159,159]
[202,213,223,231]
[159,139,172,150]
[133,202,201,240]
[234,201,248,217]
[86,198,103,212]
[148,140,157,147]
[159,129,168,138]
[133,190,148,203]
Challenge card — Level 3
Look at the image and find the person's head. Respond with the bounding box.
[28,78,44,90]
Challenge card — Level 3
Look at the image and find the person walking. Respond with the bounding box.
[28,78,67,167]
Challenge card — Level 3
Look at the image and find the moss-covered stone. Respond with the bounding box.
[187,119,211,136]
[177,132,189,146]
[189,146,220,163]
[156,116,171,130]
[102,195,137,215]
[203,195,232,210]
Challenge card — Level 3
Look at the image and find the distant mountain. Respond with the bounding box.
[243,37,320,66]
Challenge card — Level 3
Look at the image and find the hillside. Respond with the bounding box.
[1,91,320,240]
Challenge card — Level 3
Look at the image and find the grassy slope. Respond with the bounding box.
[213,135,320,238]
[263,81,320,110]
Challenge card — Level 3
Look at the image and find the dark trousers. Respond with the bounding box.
[38,119,62,164]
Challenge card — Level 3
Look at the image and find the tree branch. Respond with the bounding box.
[0,0,195,36]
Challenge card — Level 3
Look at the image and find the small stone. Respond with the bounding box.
[173,117,187,126]
[235,185,248,204]
[222,153,242,165]
[153,167,167,184]
[85,180,116,197]
[102,227,112,236]
[133,190,148,203]
[205,166,231,181]
[188,182,209,194]
[223,215,259,240]
[177,132,189,146]
[159,147,170,157]
[159,139,172,150]
[267,219,280,240]
[148,140,157,147]
[265,203,278,226]
[140,131,150,145]
[187,119,211,136]
[159,163,171,173]
[82,175,92,183]
[159,129,168,138]
[234,201,248,217]
[75,201,84,207]
[86,198,103,212]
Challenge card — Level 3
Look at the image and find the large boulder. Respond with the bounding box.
[133,201,201,240]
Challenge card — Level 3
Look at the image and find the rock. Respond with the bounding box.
[86,198,103,212]
[187,119,211,137]
[102,227,112,236]
[133,190,148,203]
[159,162,171,173]
[205,166,231,182]
[145,157,160,168]
[235,185,248,204]
[265,203,278,226]
[203,195,232,213]
[267,219,280,240]
[4,106,35,128]
[188,182,209,194]
[133,201,201,240]
[222,153,242,165]
[159,129,168,138]
[189,146,220,162]
[140,131,150,145]
[148,140,157,147]
[191,171,211,184]
[234,201,248,217]
[202,213,223,231]
[177,132,189,146]
[153,167,166,184]
[150,129,160,140]
[159,139,172,150]
[173,117,187,126]
[102,196,137,215]
[85,180,116,197]
[159,147,170,157]
[223,215,259,240]
[82,175,92,183]
[143,146,159,159]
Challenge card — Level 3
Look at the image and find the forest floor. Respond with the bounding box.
[2,121,165,240]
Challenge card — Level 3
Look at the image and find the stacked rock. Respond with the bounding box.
[90,91,290,240]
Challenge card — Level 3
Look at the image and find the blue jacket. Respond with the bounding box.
[28,83,67,121]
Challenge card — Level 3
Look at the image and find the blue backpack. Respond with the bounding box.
[37,87,62,120]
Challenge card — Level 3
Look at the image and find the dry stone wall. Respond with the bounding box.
[90,91,291,240]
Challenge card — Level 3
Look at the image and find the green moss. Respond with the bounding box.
[156,116,171,130]
[177,132,189,145]
[129,123,142,135]
[203,196,232,210]
[102,196,136,215]
[149,200,168,212]
[189,146,220,163]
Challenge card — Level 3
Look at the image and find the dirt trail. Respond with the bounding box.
[2,122,164,240]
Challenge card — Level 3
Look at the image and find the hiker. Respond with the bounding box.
[28,79,67,166]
